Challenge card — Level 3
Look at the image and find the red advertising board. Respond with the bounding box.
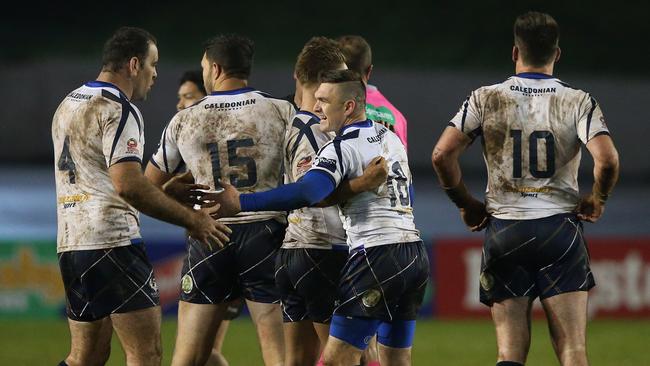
[434,237,650,319]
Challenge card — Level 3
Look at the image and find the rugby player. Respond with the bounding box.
[432,12,619,366]
[276,37,387,366]
[338,35,408,149]
[145,34,294,366]
[52,27,230,366]
[214,70,429,366]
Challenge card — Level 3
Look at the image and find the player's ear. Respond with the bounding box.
[344,99,356,116]
[512,46,519,64]
[555,47,561,63]
[128,56,140,77]
[365,65,373,83]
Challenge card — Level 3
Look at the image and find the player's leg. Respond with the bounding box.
[206,320,230,366]
[64,317,113,366]
[206,298,244,366]
[246,300,285,366]
[111,306,162,366]
[283,320,321,366]
[360,336,381,366]
[323,315,380,365]
[375,320,417,366]
[171,302,228,366]
[541,292,589,366]
[535,215,594,366]
[236,220,287,366]
[490,297,533,364]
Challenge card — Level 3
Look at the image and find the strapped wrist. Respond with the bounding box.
[442,181,473,209]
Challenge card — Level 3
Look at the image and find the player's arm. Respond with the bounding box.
[110,162,231,247]
[315,156,388,207]
[579,134,619,222]
[145,164,213,207]
[432,126,487,231]
[212,170,336,218]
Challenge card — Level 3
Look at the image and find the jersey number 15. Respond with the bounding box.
[207,138,258,189]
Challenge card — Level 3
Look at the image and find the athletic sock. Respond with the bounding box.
[58,361,69,366]
[496,361,523,366]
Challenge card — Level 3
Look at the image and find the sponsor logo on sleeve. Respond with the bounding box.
[315,157,337,173]
[126,138,139,154]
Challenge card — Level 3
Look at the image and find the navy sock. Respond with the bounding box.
[58,361,69,366]
[496,362,524,366]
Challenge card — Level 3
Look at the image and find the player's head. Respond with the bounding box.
[337,35,373,83]
[294,36,347,109]
[513,11,560,68]
[101,26,158,101]
[201,34,254,93]
[314,70,366,133]
[177,70,207,111]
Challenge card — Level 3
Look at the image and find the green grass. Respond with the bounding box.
[0,318,648,365]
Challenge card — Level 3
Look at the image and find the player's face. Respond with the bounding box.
[132,42,158,101]
[177,81,205,111]
[201,53,214,94]
[314,83,346,133]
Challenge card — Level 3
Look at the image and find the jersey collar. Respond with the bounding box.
[339,119,373,135]
[514,72,554,79]
[85,80,128,99]
[298,110,320,120]
[209,87,255,96]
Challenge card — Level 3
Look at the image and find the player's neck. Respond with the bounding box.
[342,112,368,129]
[299,86,317,113]
[212,77,248,93]
[515,62,554,76]
[96,71,134,99]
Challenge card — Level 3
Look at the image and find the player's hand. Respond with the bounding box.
[187,206,232,250]
[163,171,218,208]
[577,194,605,223]
[460,198,488,232]
[209,181,242,219]
[360,156,389,191]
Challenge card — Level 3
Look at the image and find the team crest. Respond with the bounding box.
[480,271,494,291]
[126,138,139,153]
[149,277,158,292]
[181,274,193,294]
[361,289,381,308]
[296,156,313,174]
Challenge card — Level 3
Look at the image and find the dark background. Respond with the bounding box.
[1,1,648,181]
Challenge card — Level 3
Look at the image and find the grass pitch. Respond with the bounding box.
[0,318,647,365]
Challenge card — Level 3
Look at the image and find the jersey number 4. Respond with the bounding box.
[57,136,77,184]
[207,139,258,189]
[510,130,555,178]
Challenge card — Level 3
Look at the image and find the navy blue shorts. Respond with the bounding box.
[334,241,429,321]
[480,213,595,306]
[180,219,286,304]
[275,246,348,323]
[58,241,160,322]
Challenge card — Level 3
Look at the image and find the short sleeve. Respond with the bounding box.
[288,121,330,181]
[102,103,144,167]
[150,117,184,173]
[577,95,610,144]
[308,139,354,188]
[449,91,482,139]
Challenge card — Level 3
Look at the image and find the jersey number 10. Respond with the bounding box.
[207,139,258,189]
[510,130,555,178]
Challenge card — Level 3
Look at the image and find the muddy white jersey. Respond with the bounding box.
[150,87,295,224]
[52,81,145,253]
[449,73,610,220]
[282,111,346,249]
[309,120,421,249]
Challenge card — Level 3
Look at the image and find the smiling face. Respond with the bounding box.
[131,42,158,101]
[314,82,348,133]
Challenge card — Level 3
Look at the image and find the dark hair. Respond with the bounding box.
[337,35,372,75]
[203,34,254,79]
[318,69,366,108]
[179,70,206,95]
[514,12,560,67]
[102,27,156,72]
[295,37,346,85]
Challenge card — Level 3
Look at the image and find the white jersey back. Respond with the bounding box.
[449,73,610,220]
[310,120,421,249]
[283,111,346,249]
[151,87,294,224]
[52,81,145,253]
